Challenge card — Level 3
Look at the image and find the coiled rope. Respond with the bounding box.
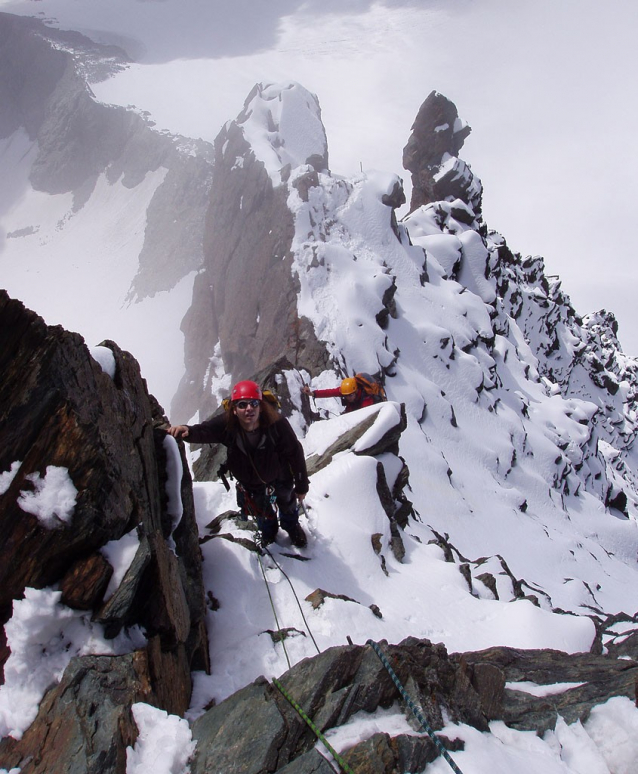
[273,678,356,774]
[367,639,465,774]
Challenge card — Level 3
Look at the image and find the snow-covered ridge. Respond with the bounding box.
[235,81,328,186]
[246,89,638,638]
[2,32,638,768]
[182,79,638,640]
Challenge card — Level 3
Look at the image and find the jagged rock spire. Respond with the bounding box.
[403,90,482,220]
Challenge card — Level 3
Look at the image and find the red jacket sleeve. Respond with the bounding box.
[312,387,342,399]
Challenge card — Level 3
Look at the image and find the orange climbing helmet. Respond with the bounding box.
[340,377,358,396]
[231,380,262,402]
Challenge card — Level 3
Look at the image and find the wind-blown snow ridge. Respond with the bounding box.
[236,81,328,186]
[188,86,638,705]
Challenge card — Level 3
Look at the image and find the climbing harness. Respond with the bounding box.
[367,640,465,774]
[273,678,356,774]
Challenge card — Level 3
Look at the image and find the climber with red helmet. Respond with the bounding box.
[167,380,309,548]
[302,376,377,414]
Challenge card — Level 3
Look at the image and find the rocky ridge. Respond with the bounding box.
[1,293,636,771]
[0,292,208,770]
[173,83,331,422]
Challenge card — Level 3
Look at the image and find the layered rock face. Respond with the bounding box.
[173,82,331,422]
[0,11,212,298]
[0,292,208,770]
[189,638,638,774]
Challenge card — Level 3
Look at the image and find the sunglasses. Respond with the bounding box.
[235,399,260,410]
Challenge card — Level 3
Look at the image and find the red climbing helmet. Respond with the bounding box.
[231,380,262,402]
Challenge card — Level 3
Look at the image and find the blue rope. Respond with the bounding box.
[367,640,465,774]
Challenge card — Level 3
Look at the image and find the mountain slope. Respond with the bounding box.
[2,20,638,771]
[176,84,638,708]
[0,12,212,410]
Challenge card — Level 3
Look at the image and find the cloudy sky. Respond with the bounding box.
[3,0,638,352]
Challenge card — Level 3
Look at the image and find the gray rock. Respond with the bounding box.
[458,645,638,734]
[0,652,157,774]
[191,678,289,774]
[402,90,482,222]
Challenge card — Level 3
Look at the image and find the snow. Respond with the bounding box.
[126,703,196,774]
[313,691,638,774]
[505,681,586,697]
[100,528,141,601]
[0,461,21,495]
[90,345,117,378]
[0,587,146,740]
[321,703,418,751]
[0,133,193,411]
[353,402,403,453]
[17,466,78,528]
[238,81,327,186]
[2,5,638,771]
[184,123,638,774]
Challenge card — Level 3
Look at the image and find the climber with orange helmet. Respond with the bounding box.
[302,376,378,414]
[167,380,309,548]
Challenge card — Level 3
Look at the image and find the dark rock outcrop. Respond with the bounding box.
[403,90,482,222]
[188,638,638,773]
[460,645,638,734]
[0,292,209,722]
[0,652,155,774]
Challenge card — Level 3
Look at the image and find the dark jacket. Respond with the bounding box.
[187,413,309,494]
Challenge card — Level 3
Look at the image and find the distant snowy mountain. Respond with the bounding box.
[2,9,638,773]
[0,12,212,410]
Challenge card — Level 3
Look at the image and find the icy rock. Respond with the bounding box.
[0,292,209,718]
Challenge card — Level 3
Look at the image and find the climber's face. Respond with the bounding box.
[234,398,261,431]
